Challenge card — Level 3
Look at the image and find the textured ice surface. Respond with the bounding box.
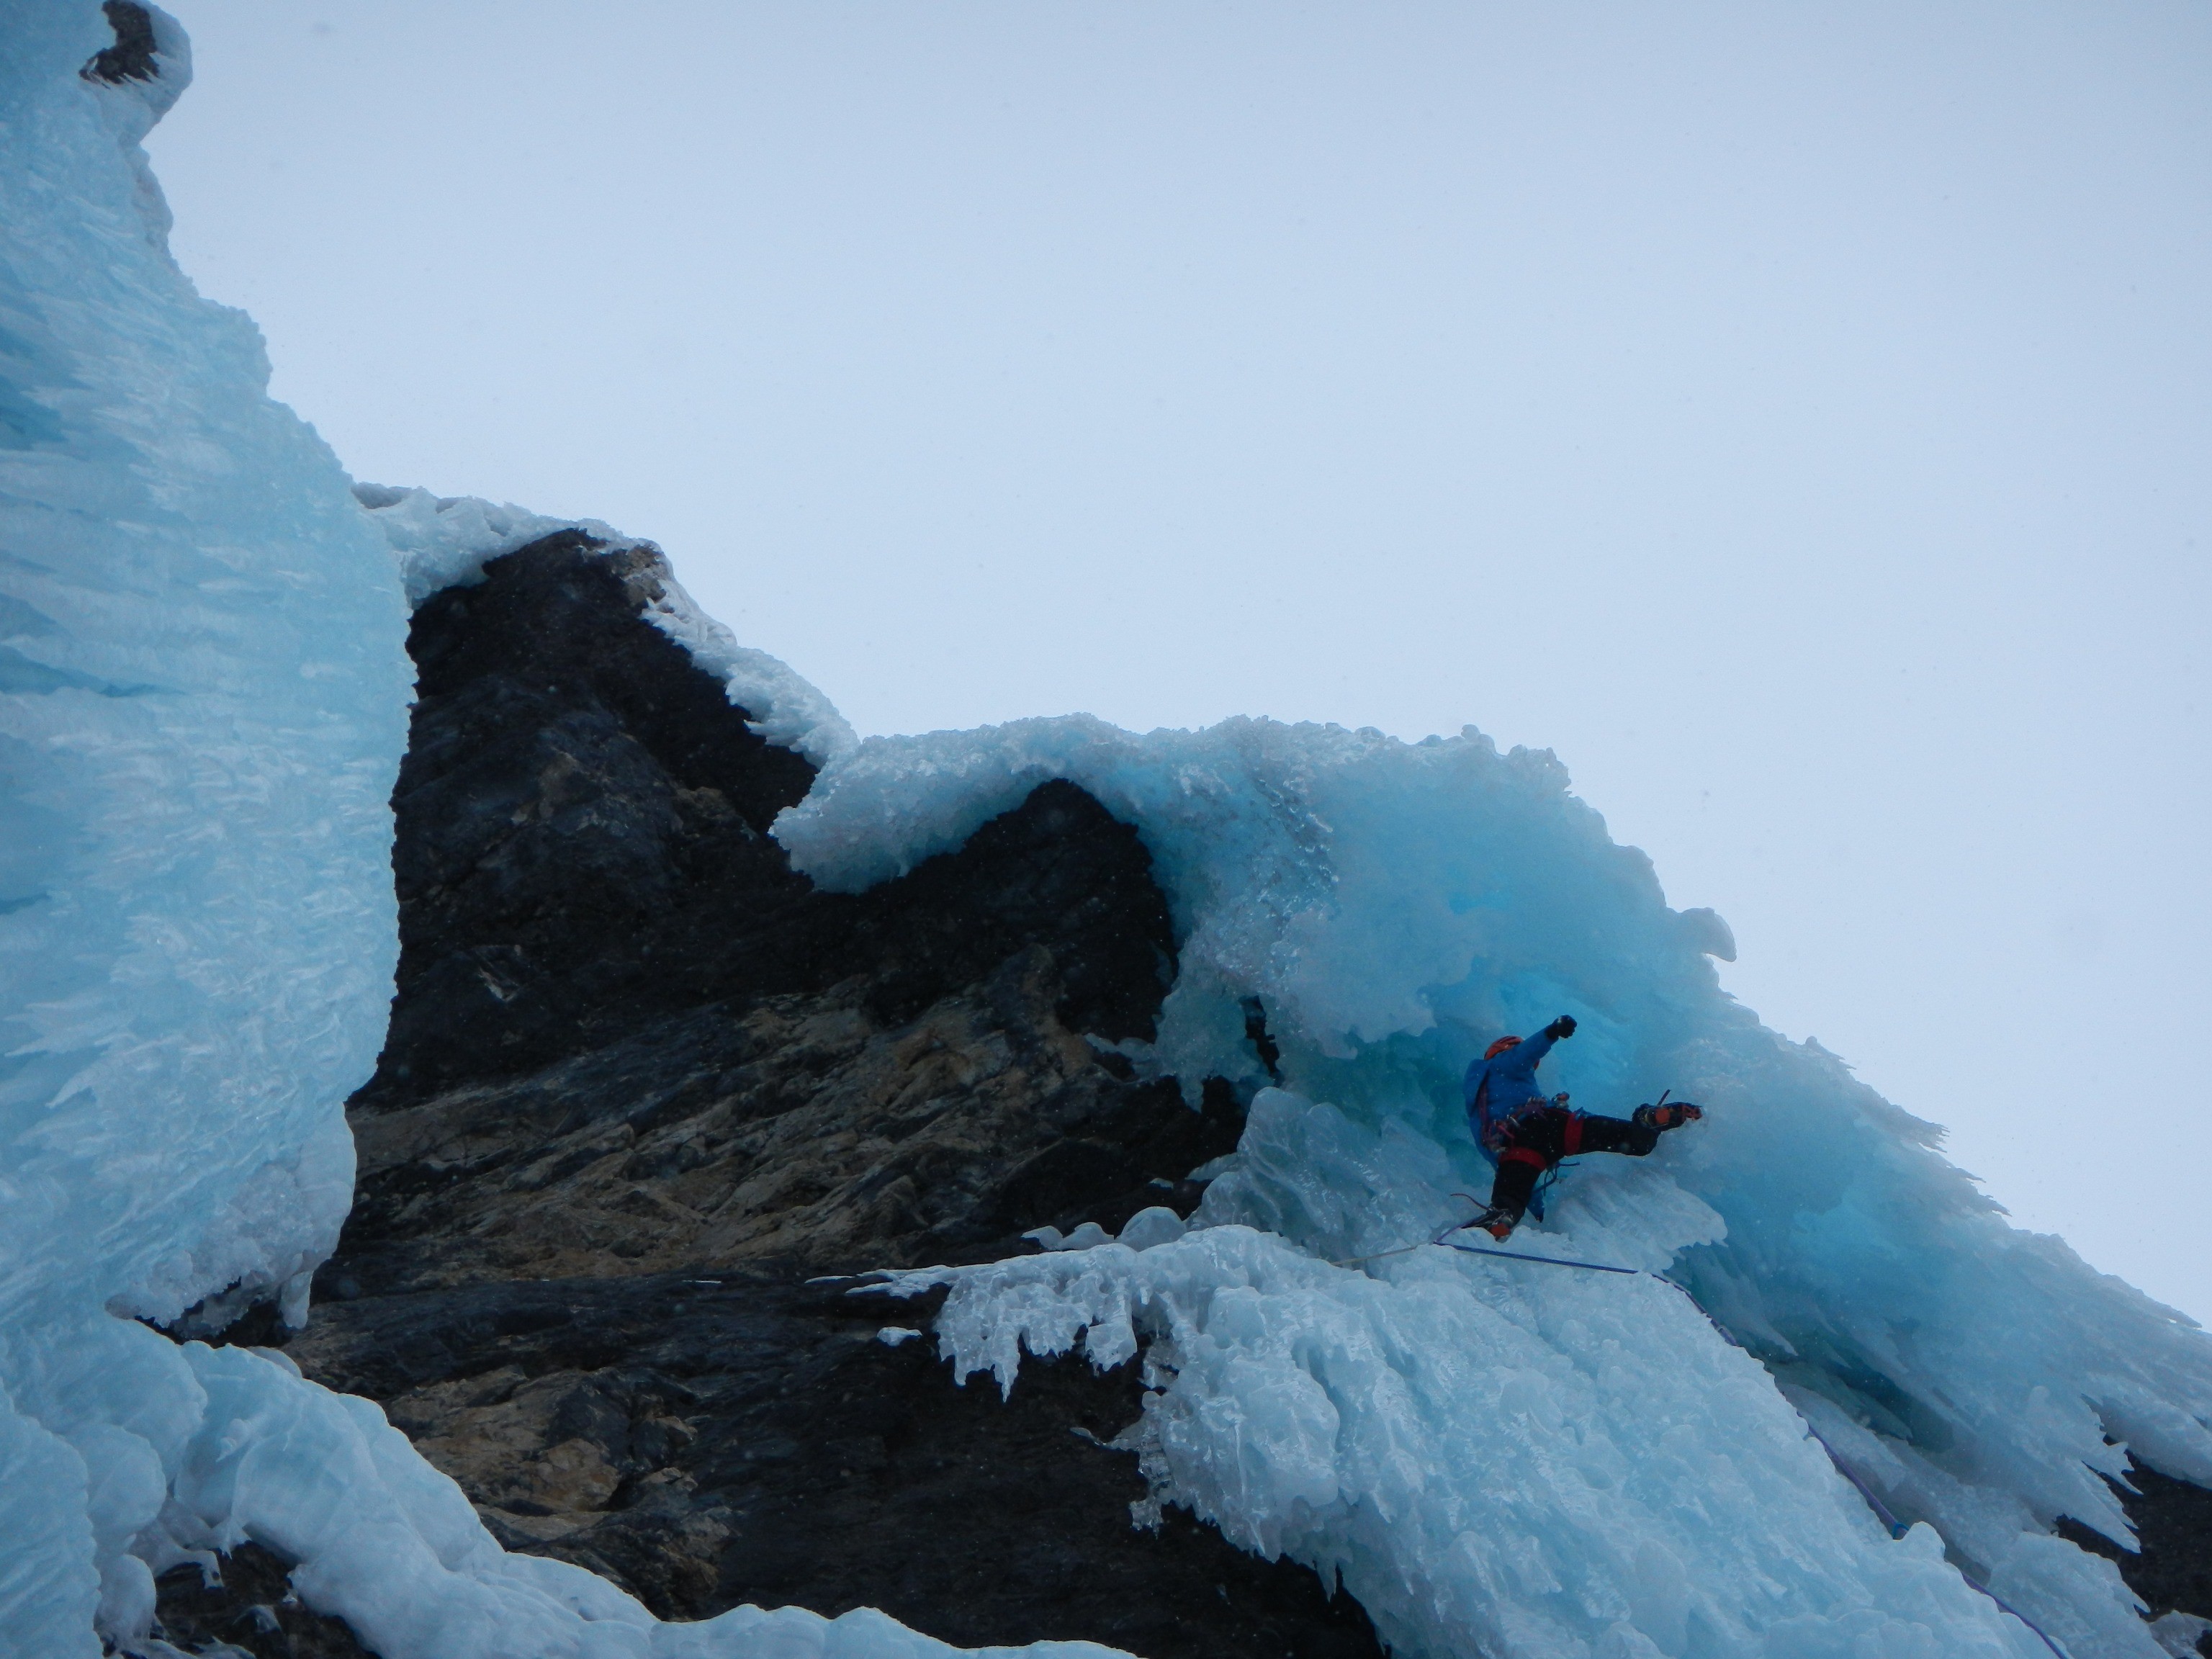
[775,716,1740,1088]
[801,720,2212,1656]
[358,481,856,765]
[121,1328,1118,1659]
[0,0,403,1339]
[885,1223,2049,1659]
[0,5,407,1647]
[0,12,985,1658]
[2151,1611,2212,1656]
[12,1,2211,1654]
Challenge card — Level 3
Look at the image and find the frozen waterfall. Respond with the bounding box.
[4,4,2209,1658]
[0,9,1072,1658]
[783,718,2212,1658]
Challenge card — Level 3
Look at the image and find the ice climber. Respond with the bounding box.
[1463,1016,1703,1239]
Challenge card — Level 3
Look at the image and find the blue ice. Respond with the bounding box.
[7,2,2209,1655]
[0,9,994,1655]
[790,716,2212,1658]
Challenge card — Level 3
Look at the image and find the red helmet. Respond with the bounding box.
[1484,1035,1521,1060]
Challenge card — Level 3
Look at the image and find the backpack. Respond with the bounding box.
[1469,1054,1570,1221]
[1470,1035,1558,1156]
[1470,1074,1569,1161]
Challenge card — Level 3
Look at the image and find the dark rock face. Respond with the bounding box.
[187,533,1375,1659]
[2060,1467,2212,1648]
[367,533,1172,1102]
[149,1542,374,1658]
[286,1272,1376,1659]
[368,533,816,1095]
[82,1,159,85]
[162,529,2206,1658]
[336,958,1238,1293]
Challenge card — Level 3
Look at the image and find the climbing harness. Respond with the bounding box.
[1326,1208,2077,1658]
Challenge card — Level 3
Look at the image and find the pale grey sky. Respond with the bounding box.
[148,1,2211,1323]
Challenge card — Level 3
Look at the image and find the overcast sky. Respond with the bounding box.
[148,1,2210,1324]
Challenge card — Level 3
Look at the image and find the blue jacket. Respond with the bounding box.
[1464,1027,1560,1153]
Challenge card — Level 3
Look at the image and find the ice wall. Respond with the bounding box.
[10,1,2207,1653]
[0,0,404,1338]
[787,718,2212,1658]
[0,2,408,1646]
[0,13,1126,1656]
[0,12,947,1658]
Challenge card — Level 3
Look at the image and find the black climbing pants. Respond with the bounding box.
[1488,1106,1660,1220]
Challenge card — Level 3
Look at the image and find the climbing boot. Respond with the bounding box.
[1635,1102,1704,1131]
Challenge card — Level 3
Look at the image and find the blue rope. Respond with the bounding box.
[1438,1237,1640,1275]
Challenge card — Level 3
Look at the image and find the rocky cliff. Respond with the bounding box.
[146,532,2211,1659]
[151,533,1378,1659]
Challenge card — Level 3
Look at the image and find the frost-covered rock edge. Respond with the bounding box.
[356,482,856,766]
[30,1317,1130,1659]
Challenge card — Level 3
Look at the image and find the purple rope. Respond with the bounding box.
[1800,1421,1910,1537]
[1954,1575,2074,1659]
[1438,1238,1640,1275]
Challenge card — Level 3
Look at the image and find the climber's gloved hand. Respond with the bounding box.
[1545,1015,1578,1040]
